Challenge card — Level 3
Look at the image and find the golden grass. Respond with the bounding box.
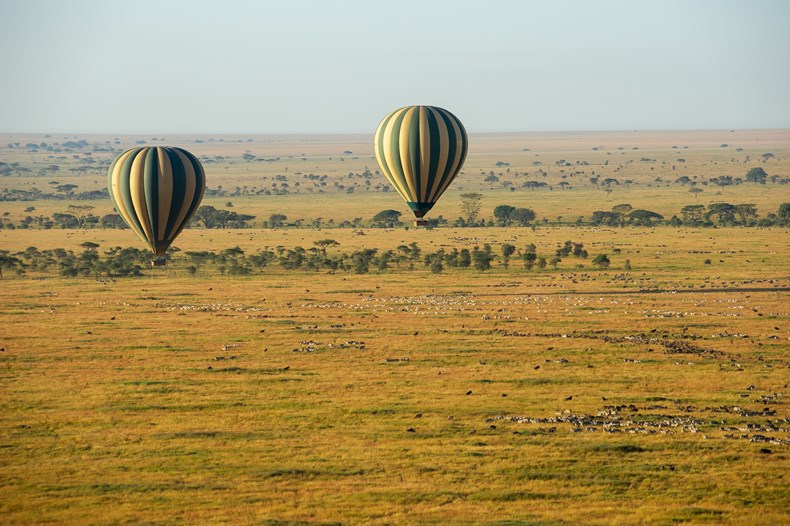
[1,225,789,525]
[1,130,789,524]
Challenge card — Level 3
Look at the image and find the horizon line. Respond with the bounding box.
[2,127,790,137]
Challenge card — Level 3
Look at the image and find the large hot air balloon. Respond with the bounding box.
[107,147,205,261]
[374,105,468,222]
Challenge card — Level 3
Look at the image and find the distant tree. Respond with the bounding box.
[511,207,536,226]
[592,254,611,268]
[500,243,516,268]
[194,205,219,228]
[351,248,377,274]
[458,249,471,268]
[612,203,633,215]
[493,205,516,226]
[67,205,95,228]
[460,193,483,224]
[549,257,561,269]
[778,203,790,224]
[52,213,79,229]
[627,209,664,226]
[101,214,128,229]
[424,250,444,274]
[371,209,402,228]
[0,251,20,279]
[55,184,78,196]
[711,176,735,187]
[734,203,758,225]
[689,187,704,199]
[745,167,768,184]
[556,241,587,258]
[706,203,737,225]
[313,238,339,256]
[268,213,287,228]
[522,244,538,270]
[537,257,547,270]
[591,211,622,226]
[472,245,494,271]
[680,205,706,224]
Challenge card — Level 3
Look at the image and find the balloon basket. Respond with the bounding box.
[151,258,167,267]
[413,219,429,227]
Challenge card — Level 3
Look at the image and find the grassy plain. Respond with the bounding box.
[1,130,789,525]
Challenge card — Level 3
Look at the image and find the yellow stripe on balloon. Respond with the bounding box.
[398,106,418,201]
[435,113,466,200]
[381,109,411,200]
[167,148,196,242]
[129,150,154,244]
[110,149,138,236]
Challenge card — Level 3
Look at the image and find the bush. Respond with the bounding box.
[592,254,611,268]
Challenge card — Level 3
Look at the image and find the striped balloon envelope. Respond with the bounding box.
[107,147,206,257]
[374,105,468,218]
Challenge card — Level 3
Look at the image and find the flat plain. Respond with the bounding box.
[1,130,789,525]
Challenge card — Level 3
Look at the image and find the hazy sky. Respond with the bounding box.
[1,0,788,134]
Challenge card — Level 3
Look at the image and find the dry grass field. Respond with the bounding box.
[1,130,789,524]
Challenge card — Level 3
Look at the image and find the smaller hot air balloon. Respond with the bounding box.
[374,105,468,225]
[107,147,205,263]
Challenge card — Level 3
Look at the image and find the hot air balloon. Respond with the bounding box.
[374,105,468,225]
[107,147,205,263]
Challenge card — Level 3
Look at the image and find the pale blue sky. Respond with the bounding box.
[1,0,788,134]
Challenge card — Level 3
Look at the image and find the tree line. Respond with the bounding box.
[0,240,618,279]
[3,198,788,232]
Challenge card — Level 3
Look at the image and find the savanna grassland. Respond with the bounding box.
[1,130,789,525]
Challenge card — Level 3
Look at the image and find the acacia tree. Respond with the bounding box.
[67,205,95,228]
[493,205,516,226]
[734,204,757,225]
[268,213,287,228]
[511,207,536,226]
[459,193,483,224]
[706,203,737,225]
[371,209,402,228]
[745,167,767,184]
[680,204,706,224]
